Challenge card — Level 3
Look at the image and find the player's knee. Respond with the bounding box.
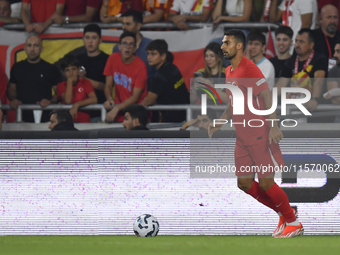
[259,179,274,191]
[237,179,253,191]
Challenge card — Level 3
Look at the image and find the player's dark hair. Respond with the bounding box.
[247,31,266,45]
[224,29,246,46]
[297,28,315,43]
[146,39,168,56]
[203,42,224,78]
[83,23,101,38]
[60,54,80,71]
[119,31,137,44]
[50,110,73,123]
[124,104,149,127]
[122,9,143,24]
[275,26,293,39]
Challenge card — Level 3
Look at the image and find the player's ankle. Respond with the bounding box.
[287,219,300,226]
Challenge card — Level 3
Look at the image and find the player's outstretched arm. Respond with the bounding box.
[260,88,283,144]
[208,104,231,138]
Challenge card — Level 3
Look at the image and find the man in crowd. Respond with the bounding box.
[312,4,340,70]
[8,35,61,122]
[49,110,78,131]
[167,0,214,30]
[246,31,275,89]
[122,104,149,131]
[141,39,189,122]
[275,28,328,114]
[104,31,148,122]
[324,41,340,117]
[269,0,318,48]
[112,10,155,87]
[52,0,102,24]
[0,0,20,23]
[270,26,293,78]
[21,0,64,33]
[78,24,109,122]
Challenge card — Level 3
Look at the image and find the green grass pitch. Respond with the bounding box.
[1,235,340,255]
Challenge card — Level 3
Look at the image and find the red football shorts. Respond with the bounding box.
[234,140,285,178]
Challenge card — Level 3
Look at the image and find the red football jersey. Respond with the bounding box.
[104,52,148,122]
[57,78,95,123]
[225,56,270,146]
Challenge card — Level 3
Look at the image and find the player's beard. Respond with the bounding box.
[224,50,237,60]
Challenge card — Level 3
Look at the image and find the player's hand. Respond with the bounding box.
[305,99,318,112]
[269,126,284,144]
[9,99,22,110]
[104,99,114,110]
[37,99,51,108]
[106,107,119,122]
[33,23,45,34]
[208,122,222,138]
[25,24,35,33]
[52,14,66,25]
[69,103,79,119]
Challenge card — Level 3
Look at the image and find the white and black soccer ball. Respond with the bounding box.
[133,214,159,237]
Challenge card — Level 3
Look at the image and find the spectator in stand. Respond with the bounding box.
[0,100,2,130]
[77,24,109,122]
[180,108,215,131]
[52,0,102,25]
[270,26,293,78]
[104,31,148,122]
[122,104,149,130]
[8,35,61,123]
[0,0,21,23]
[167,0,214,30]
[100,0,143,23]
[275,28,327,114]
[140,39,189,122]
[269,0,318,46]
[21,0,65,33]
[312,4,340,71]
[246,31,275,89]
[190,42,229,104]
[318,1,340,32]
[49,109,78,131]
[324,41,340,115]
[57,55,98,123]
[112,10,155,87]
[142,0,171,23]
[212,0,252,28]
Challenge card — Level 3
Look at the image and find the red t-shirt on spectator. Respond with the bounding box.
[0,61,7,105]
[121,0,144,14]
[57,78,95,123]
[64,0,102,22]
[103,52,148,122]
[22,0,66,23]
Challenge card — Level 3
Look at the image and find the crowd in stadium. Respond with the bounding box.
[1,0,340,131]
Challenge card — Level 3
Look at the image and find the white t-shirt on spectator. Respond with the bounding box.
[170,0,214,15]
[256,57,275,90]
[226,0,244,17]
[278,0,318,42]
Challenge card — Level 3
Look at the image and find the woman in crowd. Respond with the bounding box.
[190,42,228,104]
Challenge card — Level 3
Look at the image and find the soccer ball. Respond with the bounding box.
[133,214,159,237]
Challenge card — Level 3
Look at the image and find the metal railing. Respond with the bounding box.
[2,104,340,123]
[2,22,279,31]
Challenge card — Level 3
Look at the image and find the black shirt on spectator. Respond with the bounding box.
[10,59,61,122]
[149,61,190,122]
[270,56,289,78]
[312,28,340,60]
[77,51,108,104]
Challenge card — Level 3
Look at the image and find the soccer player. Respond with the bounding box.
[208,29,304,238]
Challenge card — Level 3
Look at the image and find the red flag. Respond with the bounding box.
[265,28,276,59]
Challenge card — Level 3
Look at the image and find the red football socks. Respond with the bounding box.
[265,183,296,223]
[245,181,280,213]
